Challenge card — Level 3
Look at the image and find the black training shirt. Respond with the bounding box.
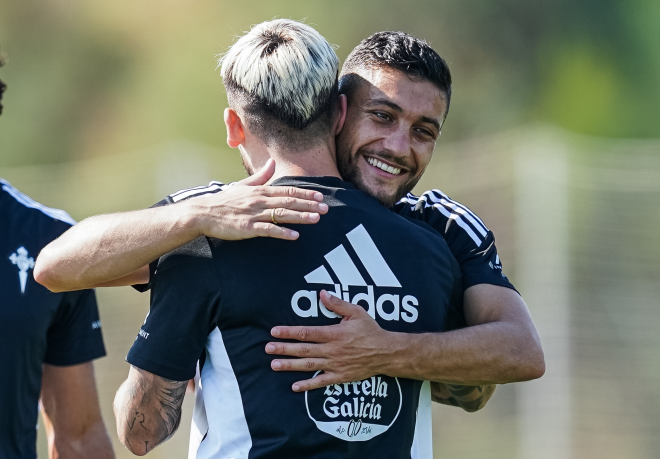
[128,176,462,459]
[0,179,106,459]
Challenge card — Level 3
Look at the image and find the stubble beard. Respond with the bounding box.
[336,144,421,208]
[239,148,255,176]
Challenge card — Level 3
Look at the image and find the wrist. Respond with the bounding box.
[177,200,208,238]
[379,331,419,378]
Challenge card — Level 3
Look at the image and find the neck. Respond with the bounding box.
[267,137,342,182]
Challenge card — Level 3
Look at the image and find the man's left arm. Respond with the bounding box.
[267,285,545,391]
[40,362,114,459]
[430,381,496,413]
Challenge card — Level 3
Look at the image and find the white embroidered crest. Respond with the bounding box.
[9,246,34,293]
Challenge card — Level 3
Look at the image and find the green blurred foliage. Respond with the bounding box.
[0,0,658,167]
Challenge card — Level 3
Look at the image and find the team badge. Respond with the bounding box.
[9,246,34,293]
[306,372,402,441]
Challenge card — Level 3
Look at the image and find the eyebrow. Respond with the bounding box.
[365,98,441,131]
[419,116,441,131]
[365,98,403,113]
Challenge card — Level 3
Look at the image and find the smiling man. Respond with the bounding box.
[110,20,466,458]
[35,26,544,457]
[336,57,446,207]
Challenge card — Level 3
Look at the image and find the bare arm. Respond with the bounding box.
[113,366,188,456]
[40,362,114,459]
[266,285,544,389]
[34,159,328,292]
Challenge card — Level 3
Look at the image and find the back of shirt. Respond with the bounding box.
[128,176,462,459]
[0,179,106,458]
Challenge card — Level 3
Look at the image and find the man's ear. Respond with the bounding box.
[224,108,245,148]
[334,94,348,136]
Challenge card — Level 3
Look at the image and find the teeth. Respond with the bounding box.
[367,157,401,175]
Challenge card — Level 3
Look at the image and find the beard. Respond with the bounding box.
[337,145,421,207]
[239,147,255,176]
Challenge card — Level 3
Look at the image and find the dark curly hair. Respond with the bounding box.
[340,31,452,117]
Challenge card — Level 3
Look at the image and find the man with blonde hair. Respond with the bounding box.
[112,19,464,458]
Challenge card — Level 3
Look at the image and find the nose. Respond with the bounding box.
[380,124,411,160]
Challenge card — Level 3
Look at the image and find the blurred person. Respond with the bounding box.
[0,57,114,458]
[111,19,470,458]
[34,24,544,455]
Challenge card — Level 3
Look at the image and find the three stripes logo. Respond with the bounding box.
[291,224,419,323]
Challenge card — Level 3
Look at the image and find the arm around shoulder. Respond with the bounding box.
[463,284,545,382]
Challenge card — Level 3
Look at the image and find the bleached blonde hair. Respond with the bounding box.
[219,19,339,133]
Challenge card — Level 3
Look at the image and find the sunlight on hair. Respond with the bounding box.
[218,19,339,126]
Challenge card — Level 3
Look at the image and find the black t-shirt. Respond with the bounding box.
[0,179,106,459]
[138,183,515,294]
[127,176,462,459]
[134,181,517,330]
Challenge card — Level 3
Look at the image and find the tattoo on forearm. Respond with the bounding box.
[154,379,187,442]
[120,375,187,454]
[128,411,148,431]
[430,381,496,412]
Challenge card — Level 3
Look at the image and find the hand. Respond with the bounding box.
[266,290,392,392]
[189,158,329,241]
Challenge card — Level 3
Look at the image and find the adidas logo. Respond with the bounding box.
[291,224,419,323]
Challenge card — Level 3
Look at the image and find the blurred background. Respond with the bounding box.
[1,0,659,458]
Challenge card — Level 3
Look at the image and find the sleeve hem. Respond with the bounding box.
[463,277,519,295]
[126,352,195,382]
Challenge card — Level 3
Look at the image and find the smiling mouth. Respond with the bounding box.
[365,156,403,176]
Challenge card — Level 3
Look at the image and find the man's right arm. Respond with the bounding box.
[116,238,220,455]
[114,366,188,456]
[35,160,327,292]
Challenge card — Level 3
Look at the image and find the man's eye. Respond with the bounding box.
[414,128,435,139]
[373,111,391,122]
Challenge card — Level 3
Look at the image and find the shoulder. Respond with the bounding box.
[1,179,76,227]
[0,179,76,248]
[157,236,214,272]
[392,189,490,248]
[168,181,235,203]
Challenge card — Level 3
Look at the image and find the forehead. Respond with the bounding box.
[352,66,447,120]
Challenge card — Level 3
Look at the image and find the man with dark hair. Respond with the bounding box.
[336,31,452,206]
[106,20,466,458]
[36,27,544,458]
[0,53,114,459]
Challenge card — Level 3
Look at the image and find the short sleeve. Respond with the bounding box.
[393,190,517,293]
[131,181,231,293]
[131,196,175,293]
[126,237,221,381]
[44,289,106,366]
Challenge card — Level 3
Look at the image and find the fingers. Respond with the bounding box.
[319,290,365,318]
[291,373,338,392]
[251,223,299,240]
[264,196,328,215]
[267,208,321,225]
[239,159,276,186]
[271,325,332,343]
[261,187,325,205]
[265,341,324,358]
[270,358,325,374]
